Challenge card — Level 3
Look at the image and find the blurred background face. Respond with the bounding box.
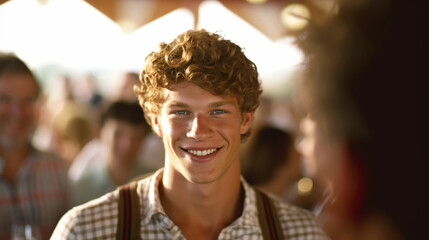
[296,116,319,178]
[296,116,343,191]
[114,72,139,102]
[0,73,39,149]
[287,143,303,181]
[100,119,145,166]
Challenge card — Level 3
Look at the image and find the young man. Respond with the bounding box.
[71,101,152,206]
[0,53,70,239]
[52,29,327,239]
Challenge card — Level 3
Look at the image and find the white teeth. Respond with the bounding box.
[188,148,217,156]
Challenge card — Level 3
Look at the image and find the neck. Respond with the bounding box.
[107,157,135,186]
[0,144,31,183]
[159,163,244,240]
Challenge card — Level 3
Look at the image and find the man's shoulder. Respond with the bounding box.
[271,196,315,216]
[63,175,154,225]
[54,189,121,239]
[31,148,66,166]
[26,149,69,179]
[53,175,157,239]
[51,191,114,238]
[267,195,329,239]
[71,189,120,218]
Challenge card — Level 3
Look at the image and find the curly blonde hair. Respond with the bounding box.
[135,29,262,141]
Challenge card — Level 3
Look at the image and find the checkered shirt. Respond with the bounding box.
[0,149,71,240]
[52,169,329,240]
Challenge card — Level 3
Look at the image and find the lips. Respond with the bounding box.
[181,147,222,157]
[186,148,218,156]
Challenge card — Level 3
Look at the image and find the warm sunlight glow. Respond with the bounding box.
[297,177,313,196]
[198,1,304,97]
[0,0,123,69]
[1,0,303,98]
[120,8,194,71]
[281,3,311,31]
[0,0,193,71]
[246,0,267,4]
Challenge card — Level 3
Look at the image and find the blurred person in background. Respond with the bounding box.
[295,0,421,239]
[68,71,165,181]
[241,125,303,202]
[32,73,96,170]
[111,71,140,102]
[110,71,165,171]
[0,52,70,240]
[295,115,342,219]
[73,73,104,109]
[50,101,94,169]
[71,101,151,206]
[32,74,75,152]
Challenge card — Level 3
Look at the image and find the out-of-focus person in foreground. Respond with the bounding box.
[295,0,421,239]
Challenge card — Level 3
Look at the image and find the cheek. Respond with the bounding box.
[131,141,143,153]
[315,143,343,186]
[215,121,241,141]
[0,105,8,115]
[111,138,123,153]
[314,143,331,173]
[161,119,186,143]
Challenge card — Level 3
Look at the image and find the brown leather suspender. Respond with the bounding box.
[117,181,140,240]
[255,190,285,240]
[117,181,284,240]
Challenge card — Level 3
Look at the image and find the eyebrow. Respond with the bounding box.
[166,101,189,108]
[209,101,235,108]
[165,100,235,108]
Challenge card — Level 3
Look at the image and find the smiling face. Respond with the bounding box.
[153,82,253,184]
[100,119,146,168]
[0,73,39,149]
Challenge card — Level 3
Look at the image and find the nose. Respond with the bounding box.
[294,136,304,154]
[117,135,133,150]
[8,100,30,118]
[186,114,213,141]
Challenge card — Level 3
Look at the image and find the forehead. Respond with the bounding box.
[163,82,238,107]
[0,73,38,97]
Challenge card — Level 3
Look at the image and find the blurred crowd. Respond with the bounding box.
[0,62,165,239]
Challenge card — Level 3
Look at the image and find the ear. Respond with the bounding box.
[152,115,163,137]
[240,112,254,135]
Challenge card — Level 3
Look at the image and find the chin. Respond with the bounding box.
[184,171,219,184]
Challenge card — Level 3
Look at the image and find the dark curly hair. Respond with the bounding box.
[135,29,262,141]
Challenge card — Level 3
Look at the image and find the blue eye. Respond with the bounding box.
[175,110,188,115]
[212,109,226,114]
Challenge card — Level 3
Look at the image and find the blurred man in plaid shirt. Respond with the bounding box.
[0,52,71,240]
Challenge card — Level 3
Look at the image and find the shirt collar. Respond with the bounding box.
[141,169,171,227]
[139,169,260,229]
